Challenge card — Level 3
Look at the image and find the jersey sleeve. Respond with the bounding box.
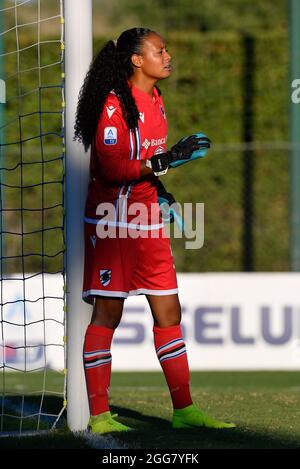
[94,99,140,185]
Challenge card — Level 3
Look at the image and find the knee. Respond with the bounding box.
[155,306,182,328]
[92,313,121,329]
[91,298,123,329]
[91,311,122,329]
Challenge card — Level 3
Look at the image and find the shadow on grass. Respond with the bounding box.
[110,405,300,450]
[1,398,300,449]
[0,395,67,432]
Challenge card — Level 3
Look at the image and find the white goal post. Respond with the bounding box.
[65,0,93,431]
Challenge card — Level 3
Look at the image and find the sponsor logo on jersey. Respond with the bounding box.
[142,138,150,150]
[142,137,167,150]
[104,127,117,145]
[99,269,112,286]
[154,145,165,155]
[90,235,97,248]
[151,137,167,146]
[106,105,117,119]
[139,112,145,123]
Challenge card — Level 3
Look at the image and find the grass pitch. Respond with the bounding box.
[1,371,300,449]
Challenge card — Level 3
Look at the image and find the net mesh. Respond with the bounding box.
[0,0,66,433]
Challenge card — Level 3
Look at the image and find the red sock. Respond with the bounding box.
[83,324,114,416]
[153,325,193,410]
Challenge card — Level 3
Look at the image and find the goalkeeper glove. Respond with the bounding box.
[146,134,211,176]
[169,132,211,169]
[157,180,184,231]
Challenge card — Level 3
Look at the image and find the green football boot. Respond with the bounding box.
[88,411,133,434]
[172,404,236,430]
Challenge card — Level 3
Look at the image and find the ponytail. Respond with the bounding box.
[74,28,155,150]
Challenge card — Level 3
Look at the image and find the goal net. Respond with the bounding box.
[0,0,66,433]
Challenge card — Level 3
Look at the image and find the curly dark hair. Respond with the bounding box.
[74,27,160,151]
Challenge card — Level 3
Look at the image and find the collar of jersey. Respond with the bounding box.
[130,83,159,104]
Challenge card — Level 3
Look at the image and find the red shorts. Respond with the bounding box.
[82,221,178,304]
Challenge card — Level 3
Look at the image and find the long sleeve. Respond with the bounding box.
[94,102,140,185]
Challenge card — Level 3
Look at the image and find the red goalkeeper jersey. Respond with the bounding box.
[85,84,168,226]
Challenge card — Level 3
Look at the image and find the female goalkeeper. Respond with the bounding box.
[74,27,235,434]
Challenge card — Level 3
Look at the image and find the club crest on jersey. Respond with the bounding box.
[104,127,117,145]
[99,269,112,286]
[160,105,166,119]
[106,105,117,119]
